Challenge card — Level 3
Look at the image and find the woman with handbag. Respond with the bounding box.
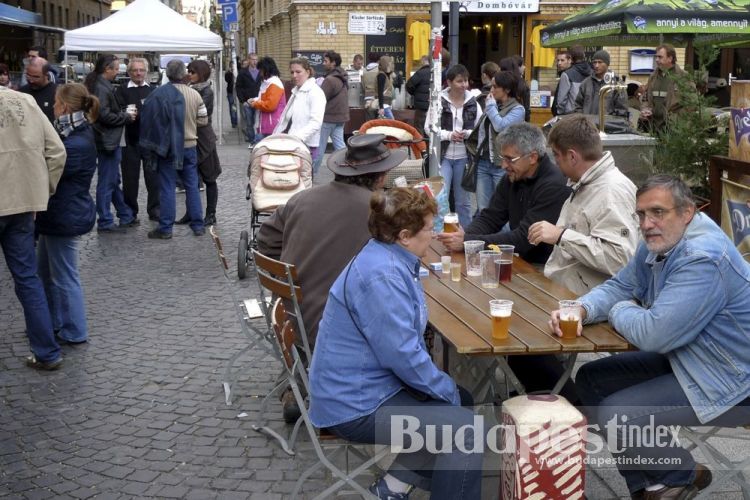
[273,57,326,160]
[472,70,525,213]
[376,55,395,120]
[309,187,482,500]
[248,56,286,144]
[425,64,482,229]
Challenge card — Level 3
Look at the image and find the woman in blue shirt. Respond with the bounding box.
[309,187,482,500]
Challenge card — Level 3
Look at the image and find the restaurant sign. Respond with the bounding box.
[441,0,539,13]
[349,13,386,35]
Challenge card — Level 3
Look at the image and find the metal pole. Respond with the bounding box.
[448,0,459,66]
[428,1,442,177]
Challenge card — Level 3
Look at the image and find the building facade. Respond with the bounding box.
[1,0,110,71]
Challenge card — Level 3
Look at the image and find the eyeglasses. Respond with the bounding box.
[635,207,676,223]
[499,153,530,165]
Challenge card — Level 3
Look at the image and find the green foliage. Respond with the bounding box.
[650,48,728,200]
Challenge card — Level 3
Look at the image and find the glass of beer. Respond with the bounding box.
[443,212,459,233]
[480,250,501,288]
[496,244,514,283]
[490,299,513,340]
[559,300,582,340]
[450,262,461,282]
[441,255,452,274]
[463,240,484,276]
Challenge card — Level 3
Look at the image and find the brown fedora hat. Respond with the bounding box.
[327,134,407,176]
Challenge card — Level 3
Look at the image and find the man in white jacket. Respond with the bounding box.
[528,115,639,295]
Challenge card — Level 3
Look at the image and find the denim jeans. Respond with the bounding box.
[226,92,238,127]
[0,213,60,363]
[242,103,255,142]
[156,147,204,234]
[440,157,473,229]
[96,148,135,229]
[37,234,88,343]
[475,158,505,213]
[313,122,346,175]
[576,352,750,494]
[329,387,482,499]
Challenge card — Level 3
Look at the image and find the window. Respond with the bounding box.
[42,1,46,23]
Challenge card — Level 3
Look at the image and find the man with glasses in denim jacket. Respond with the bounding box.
[437,122,570,264]
[550,175,750,499]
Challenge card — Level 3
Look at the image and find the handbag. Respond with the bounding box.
[460,139,487,193]
[365,98,379,111]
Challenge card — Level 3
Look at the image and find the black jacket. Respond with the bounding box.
[224,70,235,95]
[406,64,431,111]
[116,82,154,147]
[465,154,571,264]
[19,82,57,124]
[235,68,261,102]
[36,124,97,237]
[91,75,130,152]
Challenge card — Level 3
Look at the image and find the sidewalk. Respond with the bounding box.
[0,114,743,499]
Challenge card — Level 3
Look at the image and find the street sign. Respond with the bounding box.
[222,3,238,23]
[216,0,235,4]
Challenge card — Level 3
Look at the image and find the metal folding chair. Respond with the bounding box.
[251,249,312,363]
[679,425,750,499]
[209,227,283,405]
[259,316,388,499]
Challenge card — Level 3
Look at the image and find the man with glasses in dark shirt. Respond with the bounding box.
[437,122,570,264]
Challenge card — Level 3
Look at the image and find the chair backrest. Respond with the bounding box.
[271,298,295,370]
[252,249,311,361]
[209,226,230,272]
[253,250,303,302]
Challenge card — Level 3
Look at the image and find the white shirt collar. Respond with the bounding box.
[127,80,149,88]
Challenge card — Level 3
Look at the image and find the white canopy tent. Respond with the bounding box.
[63,0,226,139]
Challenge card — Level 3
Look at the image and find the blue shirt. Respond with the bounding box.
[581,213,750,423]
[309,239,460,428]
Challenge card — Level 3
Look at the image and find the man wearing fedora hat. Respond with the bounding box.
[257,133,406,422]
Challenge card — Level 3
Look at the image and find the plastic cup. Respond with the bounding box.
[496,244,514,283]
[450,262,461,282]
[559,300,582,340]
[490,299,513,340]
[480,250,500,288]
[443,212,459,233]
[464,240,484,277]
[441,255,452,274]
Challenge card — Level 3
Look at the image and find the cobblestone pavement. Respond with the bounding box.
[0,120,743,499]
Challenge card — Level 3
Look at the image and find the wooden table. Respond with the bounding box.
[422,241,633,396]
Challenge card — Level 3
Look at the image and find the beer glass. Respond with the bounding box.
[480,250,501,288]
[559,300,582,340]
[441,255,452,274]
[463,240,484,277]
[443,212,459,233]
[490,299,513,340]
[497,244,514,283]
[450,262,461,282]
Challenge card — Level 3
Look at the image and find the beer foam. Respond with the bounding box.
[561,313,580,321]
[491,310,512,318]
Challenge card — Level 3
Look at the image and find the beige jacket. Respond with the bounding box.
[543,151,639,295]
[0,87,66,217]
[174,83,208,148]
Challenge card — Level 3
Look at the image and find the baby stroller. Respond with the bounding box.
[238,134,312,279]
[357,119,428,188]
